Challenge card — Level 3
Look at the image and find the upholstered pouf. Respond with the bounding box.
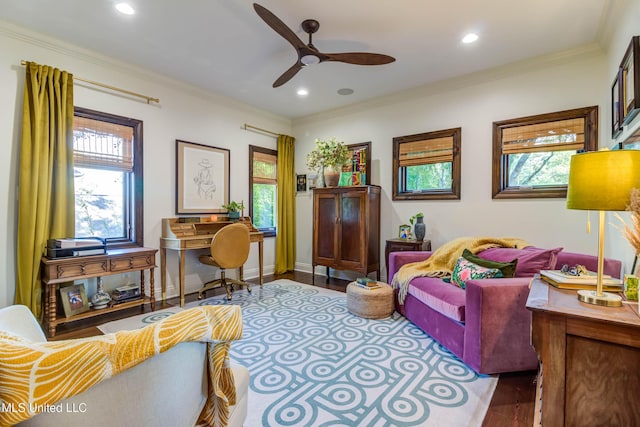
[346,282,394,319]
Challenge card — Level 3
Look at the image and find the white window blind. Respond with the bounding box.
[73,116,134,171]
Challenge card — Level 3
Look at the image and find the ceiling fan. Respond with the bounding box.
[253,3,396,88]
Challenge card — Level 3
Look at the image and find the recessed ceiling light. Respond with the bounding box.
[297,88,309,96]
[115,3,135,15]
[462,33,478,44]
[337,88,354,96]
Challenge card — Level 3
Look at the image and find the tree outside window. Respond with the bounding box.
[249,145,277,236]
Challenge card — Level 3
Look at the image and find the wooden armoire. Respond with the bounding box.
[312,185,381,283]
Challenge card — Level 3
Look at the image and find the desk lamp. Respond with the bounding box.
[566,149,640,307]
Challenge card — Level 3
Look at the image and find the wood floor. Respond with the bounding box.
[53,271,537,427]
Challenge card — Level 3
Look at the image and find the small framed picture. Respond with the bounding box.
[398,224,411,239]
[60,283,90,317]
[621,36,640,125]
[296,174,307,192]
[612,69,623,138]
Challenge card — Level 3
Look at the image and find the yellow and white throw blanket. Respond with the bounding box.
[0,306,242,427]
[391,236,530,304]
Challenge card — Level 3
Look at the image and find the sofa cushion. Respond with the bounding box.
[462,249,518,278]
[451,257,503,289]
[478,246,562,277]
[407,277,466,322]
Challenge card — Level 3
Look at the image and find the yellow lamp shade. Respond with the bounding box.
[567,150,640,211]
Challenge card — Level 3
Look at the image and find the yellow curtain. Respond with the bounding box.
[275,134,296,274]
[16,62,75,318]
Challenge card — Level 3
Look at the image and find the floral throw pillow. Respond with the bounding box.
[451,257,504,289]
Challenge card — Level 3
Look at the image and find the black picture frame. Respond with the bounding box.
[296,174,307,192]
[175,140,230,214]
[621,36,640,125]
[612,69,623,138]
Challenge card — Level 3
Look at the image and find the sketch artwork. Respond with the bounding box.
[194,158,217,199]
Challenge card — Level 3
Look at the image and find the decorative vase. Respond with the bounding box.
[324,165,341,187]
[228,211,240,220]
[91,277,112,310]
[316,165,325,188]
[414,216,426,241]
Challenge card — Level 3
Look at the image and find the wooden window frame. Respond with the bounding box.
[392,127,461,200]
[249,145,277,237]
[73,107,144,247]
[492,106,598,199]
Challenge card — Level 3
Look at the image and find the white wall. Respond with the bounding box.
[0,21,291,307]
[293,47,610,280]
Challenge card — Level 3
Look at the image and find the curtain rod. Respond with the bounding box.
[243,123,279,138]
[20,60,160,104]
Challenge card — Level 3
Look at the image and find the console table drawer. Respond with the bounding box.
[47,260,108,280]
[110,254,153,272]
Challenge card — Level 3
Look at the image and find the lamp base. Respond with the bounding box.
[577,289,623,307]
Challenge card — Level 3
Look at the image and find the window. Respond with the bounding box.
[73,107,143,247]
[249,145,277,237]
[492,106,597,199]
[392,128,461,200]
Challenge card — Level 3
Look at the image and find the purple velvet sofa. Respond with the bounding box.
[388,247,622,374]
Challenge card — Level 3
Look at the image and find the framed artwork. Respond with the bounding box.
[612,69,623,138]
[621,36,640,125]
[398,224,411,239]
[176,140,230,214]
[60,283,89,317]
[296,174,307,192]
[339,142,371,186]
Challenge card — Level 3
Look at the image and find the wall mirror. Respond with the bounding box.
[392,127,461,200]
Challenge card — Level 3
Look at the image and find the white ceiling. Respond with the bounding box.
[0,0,619,118]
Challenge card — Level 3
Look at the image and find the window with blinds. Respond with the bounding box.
[249,145,277,236]
[492,106,597,199]
[73,108,143,246]
[393,128,461,200]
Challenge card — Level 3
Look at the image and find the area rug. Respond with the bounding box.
[99,279,497,427]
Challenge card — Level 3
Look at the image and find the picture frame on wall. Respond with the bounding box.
[60,283,89,317]
[296,174,307,192]
[621,35,640,125]
[339,142,372,186]
[176,140,230,214]
[612,69,623,138]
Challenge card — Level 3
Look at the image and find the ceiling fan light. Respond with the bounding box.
[300,54,320,66]
[115,3,135,15]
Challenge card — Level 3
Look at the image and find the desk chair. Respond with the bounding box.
[198,222,252,300]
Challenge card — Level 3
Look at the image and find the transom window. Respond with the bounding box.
[392,127,461,200]
[492,106,598,199]
[73,107,143,247]
[249,145,277,237]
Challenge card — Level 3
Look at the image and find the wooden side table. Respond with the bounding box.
[526,278,640,426]
[385,238,431,276]
[41,247,157,337]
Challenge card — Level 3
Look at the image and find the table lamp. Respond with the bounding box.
[566,149,640,307]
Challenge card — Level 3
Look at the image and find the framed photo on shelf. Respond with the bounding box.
[612,69,623,138]
[60,283,89,317]
[176,140,230,214]
[339,142,372,186]
[621,35,640,125]
[398,224,411,239]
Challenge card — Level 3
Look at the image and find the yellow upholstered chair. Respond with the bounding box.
[198,222,252,300]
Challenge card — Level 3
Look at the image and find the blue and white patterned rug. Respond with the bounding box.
[99,279,497,427]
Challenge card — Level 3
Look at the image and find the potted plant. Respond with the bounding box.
[222,200,244,220]
[306,137,351,187]
[410,212,425,241]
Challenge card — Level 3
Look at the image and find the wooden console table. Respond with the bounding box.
[526,278,640,426]
[41,247,157,337]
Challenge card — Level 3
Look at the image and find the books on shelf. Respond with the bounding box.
[540,269,623,291]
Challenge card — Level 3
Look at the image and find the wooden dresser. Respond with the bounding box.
[526,278,640,426]
[312,185,381,283]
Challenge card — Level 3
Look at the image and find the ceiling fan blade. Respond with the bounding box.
[273,63,303,88]
[253,3,306,51]
[324,52,396,66]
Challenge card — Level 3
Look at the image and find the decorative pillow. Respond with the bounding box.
[478,246,562,277]
[462,249,518,278]
[450,257,504,289]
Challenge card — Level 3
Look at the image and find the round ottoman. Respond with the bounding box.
[346,282,394,319]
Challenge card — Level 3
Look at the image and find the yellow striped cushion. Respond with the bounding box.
[0,306,243,427]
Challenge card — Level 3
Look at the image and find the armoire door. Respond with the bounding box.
[338,190,366,269]
[313,192,339,264]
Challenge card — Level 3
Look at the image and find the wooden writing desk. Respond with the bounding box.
[160,217,263,306]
